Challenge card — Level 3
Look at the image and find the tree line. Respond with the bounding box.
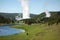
[23,11,60,25]
[0,15,15,24]
[0,11,60,25]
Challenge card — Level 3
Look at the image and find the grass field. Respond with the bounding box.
[0,23,60,40]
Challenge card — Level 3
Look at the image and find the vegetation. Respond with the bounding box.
[0,11,60,40]
[0,24,60,40]
[0,15,15,24]
[0,12,36,24]
[0,13,18,24]
[0,11,60,25]
[24,11,60,25]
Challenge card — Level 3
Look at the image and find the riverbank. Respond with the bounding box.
[0,23,20,26]
[0,23,60,40]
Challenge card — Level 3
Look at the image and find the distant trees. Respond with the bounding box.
[0,12,60,25]
[23,11,60,25]
[22,19,35,25]
[39,12,60,25]
[0,15,15,24]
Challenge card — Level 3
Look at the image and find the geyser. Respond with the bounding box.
[45,11,51,17]
[20,0,30,19]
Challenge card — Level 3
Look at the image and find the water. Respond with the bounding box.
[0,25,25,36]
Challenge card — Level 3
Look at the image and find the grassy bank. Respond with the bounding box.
[0,24,60,40]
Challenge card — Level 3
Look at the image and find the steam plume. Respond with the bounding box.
[19,0,30,19]
[45,11,51,17]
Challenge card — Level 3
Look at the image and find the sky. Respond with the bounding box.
[0,0,60,14]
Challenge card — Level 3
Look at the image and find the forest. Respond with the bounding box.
[0,11,60,25]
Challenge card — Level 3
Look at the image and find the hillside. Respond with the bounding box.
[0,12,19,20]
[0,12,36,20]
[31,11,60,25]
[0,11,60,24]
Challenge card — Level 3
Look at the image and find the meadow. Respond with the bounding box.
[0,23,60,40]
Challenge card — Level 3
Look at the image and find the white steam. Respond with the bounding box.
[19,0,30,19]
[15,16,22,20]
[45,11,51,17]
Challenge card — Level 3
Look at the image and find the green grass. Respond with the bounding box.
[0,23,60,40]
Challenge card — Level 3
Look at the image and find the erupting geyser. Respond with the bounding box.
[20,0,30,19]
[45,11,51,17]
[44,2,51,18]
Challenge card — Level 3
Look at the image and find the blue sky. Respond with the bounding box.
[0,0,60,14]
